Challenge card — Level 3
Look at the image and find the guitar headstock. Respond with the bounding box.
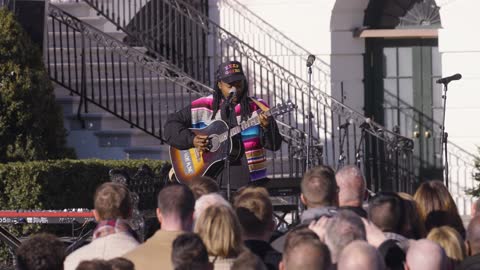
[270,101,296,117]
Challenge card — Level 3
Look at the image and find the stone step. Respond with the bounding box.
[48,62,152,78]
[47,31,127,47]
[55,91,193,117]
[46,46,148,63]
[65,110,171,131]
[50,2,95,17]
[66,130,128,159]
[48,15,110,30]
[124,145,170,160]
[94,129,161,147]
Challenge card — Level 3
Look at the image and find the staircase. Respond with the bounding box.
[44,0,419,192]
[47,2,209,160]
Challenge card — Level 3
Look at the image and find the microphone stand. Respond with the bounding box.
[306,65,314,170]
[224,102,235,201]
[337,126,348,170]
[440,82,449,188]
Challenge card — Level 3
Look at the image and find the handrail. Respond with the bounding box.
[48,4,212,142]
[47,4,314,181]
[79,0,412,146]
[73,0,416,190]
[218,0,331,83]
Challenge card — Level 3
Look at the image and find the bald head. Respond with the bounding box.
[467,215,480,255]
[405,239,447,270]
[337,241,385,270]
[281,240,331,270]
[336,165,365,207]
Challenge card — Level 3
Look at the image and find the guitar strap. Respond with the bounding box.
[249,97,269,112]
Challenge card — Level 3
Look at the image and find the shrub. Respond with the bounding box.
[0,159,167,265]
[0,7,74,162]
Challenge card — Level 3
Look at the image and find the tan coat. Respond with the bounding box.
[64,232,139,270]
[123,230,183,270]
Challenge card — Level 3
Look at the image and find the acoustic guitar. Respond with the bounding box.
[169,101,295,184]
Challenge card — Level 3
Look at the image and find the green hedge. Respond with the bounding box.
[0,159,167,265]
[0,159,167,211]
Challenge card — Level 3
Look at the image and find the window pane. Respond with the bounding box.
[383,78,397,108]
[383,48,397,77]
[398,47,413,77]
[399,78,414,107]
[431,46,441,77]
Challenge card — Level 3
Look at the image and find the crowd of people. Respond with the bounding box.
[13,164,480,270]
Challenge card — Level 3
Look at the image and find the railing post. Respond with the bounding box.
[77,30,88,128]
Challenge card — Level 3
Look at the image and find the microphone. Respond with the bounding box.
[436,73,462,84]
[338,119,353,130]
[306,54,316,67]
[226,88,236,104]
[359,118,372,129]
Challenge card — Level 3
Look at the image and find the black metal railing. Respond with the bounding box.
[80,0,210,83]
[47,4,212,142]
[218,0,331,93]
[47,5,310,182]
[58,0,416,191]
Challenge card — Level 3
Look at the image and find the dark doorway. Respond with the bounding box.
[365,38,443,181]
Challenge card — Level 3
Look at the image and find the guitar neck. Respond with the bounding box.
[222,111,271,141]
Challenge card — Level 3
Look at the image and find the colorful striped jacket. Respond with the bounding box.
[191,95,269,181]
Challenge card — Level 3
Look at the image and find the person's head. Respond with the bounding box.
[212,60,251,121]
[337,240,386,270]
[471,198,480,217]
[466,215,480,256]
[301,165,338,208]
[336,165,366,207]
[427,226,466,266]
[171,233,213,270]
[157,184,195,231]
[414,180,465,236]
[194,193,231,220]
[405,239,447,270]
[280,226,331,270]
[325,210,366,263]
[194,204,244,258]
[107,258,134,270]
[188,176,219,200]
[367,192,404,234]
[75,260,112,270]
[231,251,267,270]
[93,182,132,221]
[398,192,426,239]
[16,233,66,270]
[233,187,274,241]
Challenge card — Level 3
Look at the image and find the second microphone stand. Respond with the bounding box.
[440,82,450,188]
[306,64,314,170]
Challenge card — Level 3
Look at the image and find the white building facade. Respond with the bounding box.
[212,0,479,213]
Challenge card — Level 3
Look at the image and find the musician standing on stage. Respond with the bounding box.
[164,60,282,189]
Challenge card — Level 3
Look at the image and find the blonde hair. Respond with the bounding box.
[94,182,132,220]
[427,226,466,262]
[194,204,244,258]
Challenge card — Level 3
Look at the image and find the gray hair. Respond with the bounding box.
[325,210,366,263]
[194,193,231,220]
[336,165,366,206]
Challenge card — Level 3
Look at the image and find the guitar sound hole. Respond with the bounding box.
[208,135,220,152]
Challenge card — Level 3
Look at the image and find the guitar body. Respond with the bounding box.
[169,120,242,184]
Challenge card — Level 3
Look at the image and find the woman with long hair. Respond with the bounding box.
[414,180,465,238]
[195,204,245,269]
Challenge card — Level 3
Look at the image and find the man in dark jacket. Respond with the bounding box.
[164,60,282,189]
